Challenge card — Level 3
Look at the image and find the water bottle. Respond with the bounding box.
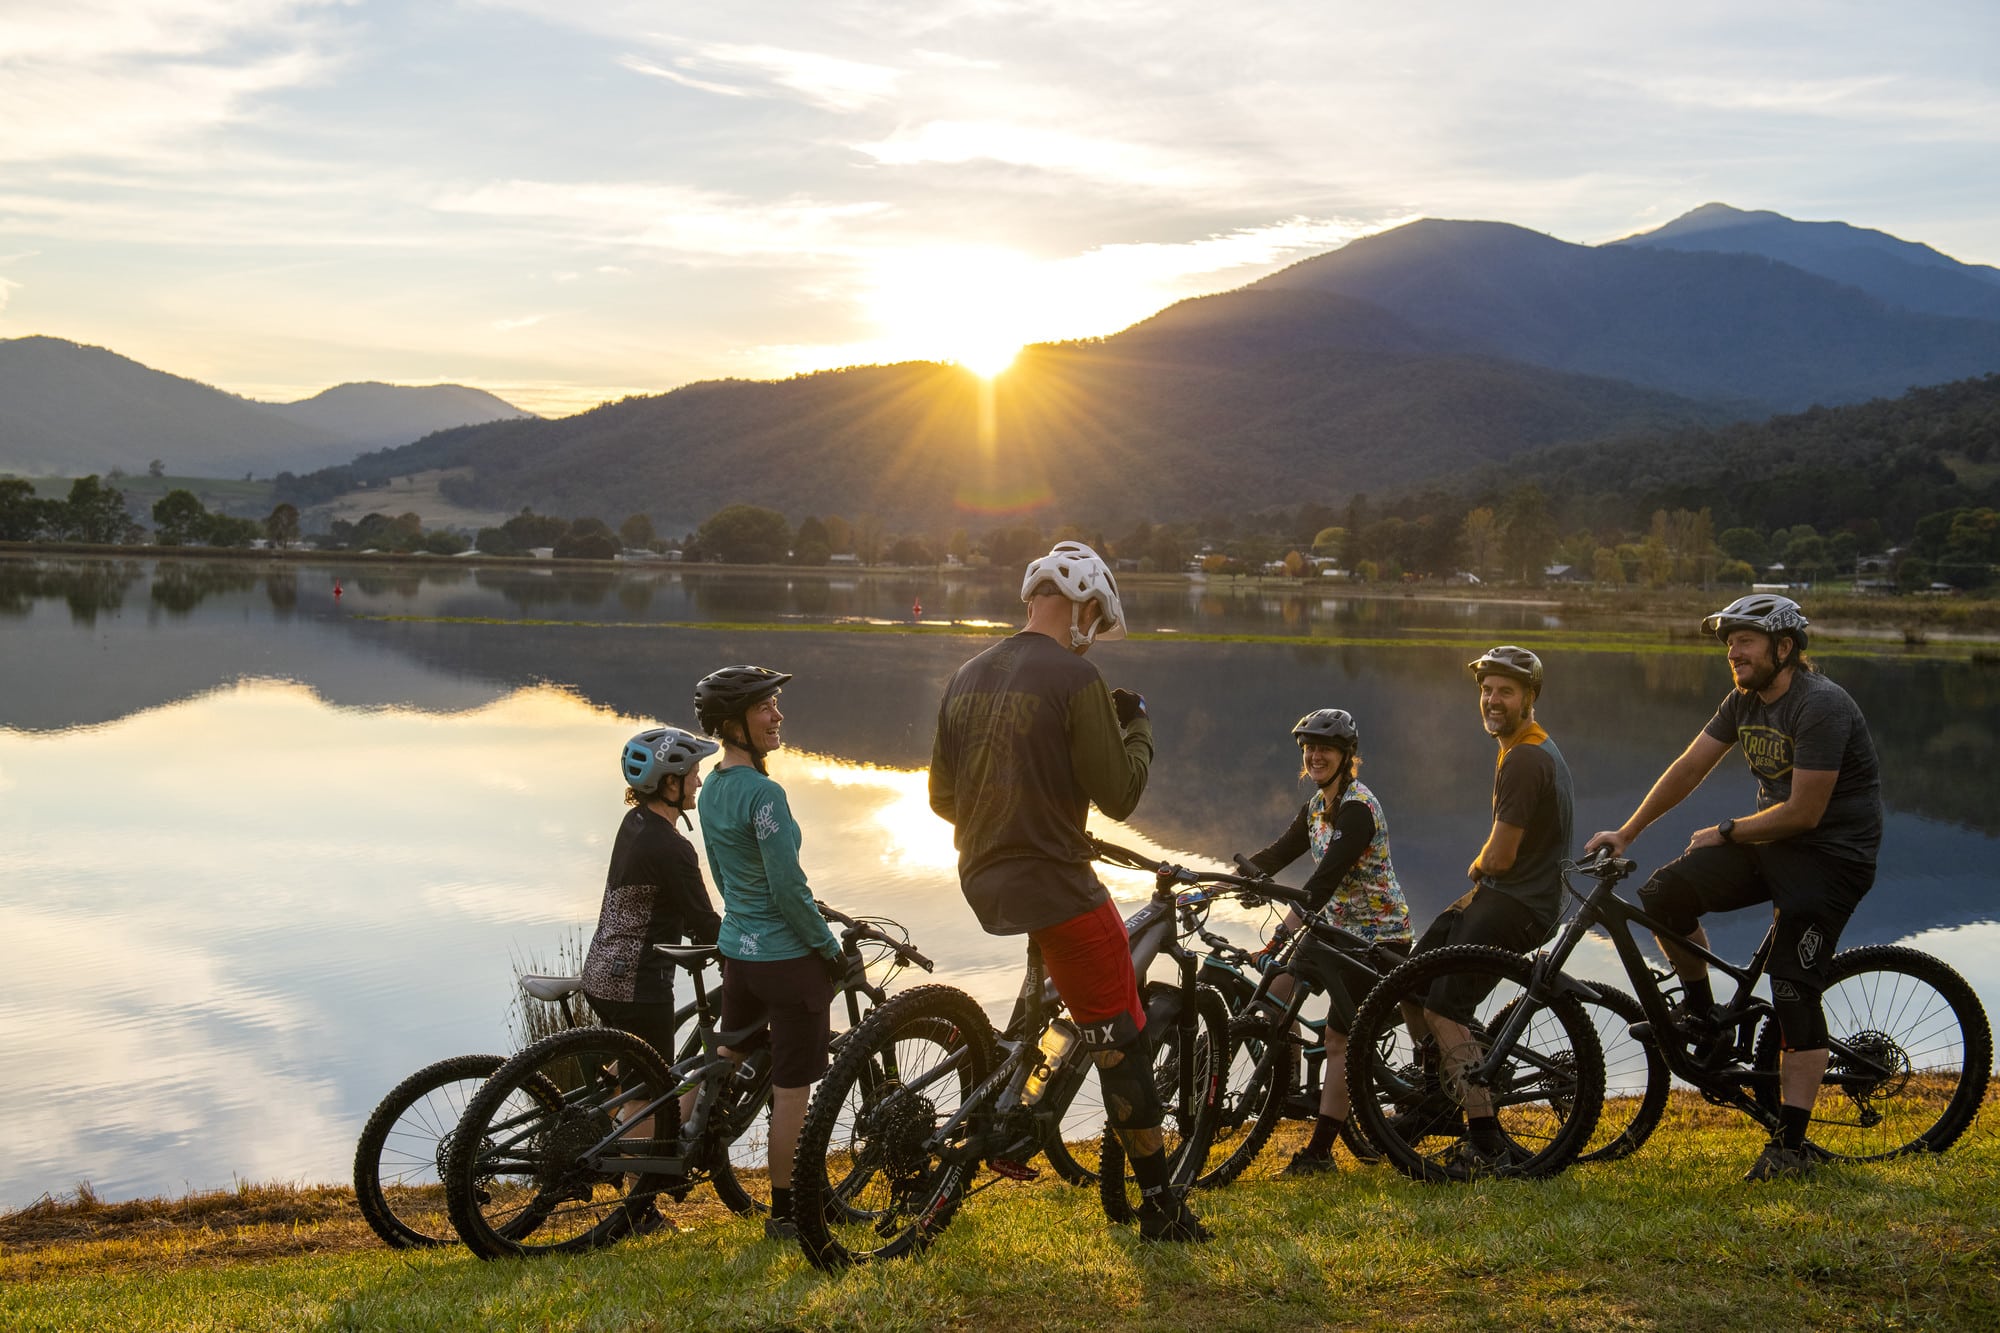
[1019,1017,1079,1106]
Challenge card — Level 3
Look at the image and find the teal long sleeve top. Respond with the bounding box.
[698,764,839,964]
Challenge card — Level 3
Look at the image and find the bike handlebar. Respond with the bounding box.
[1087,835,1311,909]
[817,900,936,972]
[1566,848,1637,882]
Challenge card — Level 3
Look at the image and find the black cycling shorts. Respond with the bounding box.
[1411,886,1550,1026]
[586,994,681,1062]
[719,954,835,1089]
[1646,841,1875,989]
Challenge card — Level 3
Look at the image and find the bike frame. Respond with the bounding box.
[484,912,927,1183]
[1497,856,1900,1133]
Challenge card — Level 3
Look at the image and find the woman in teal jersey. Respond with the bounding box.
[693,665,847,1242]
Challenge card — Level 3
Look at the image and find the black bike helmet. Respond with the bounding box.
[1467,645,1544,695]
[1701,594,1810,651]
[1291,708,1359,749]
[694,665,792,737]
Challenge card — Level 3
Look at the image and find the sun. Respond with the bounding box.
[953,339,1020,378]
[865,246,1040,377]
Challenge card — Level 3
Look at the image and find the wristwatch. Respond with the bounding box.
[1717,818,1737,844]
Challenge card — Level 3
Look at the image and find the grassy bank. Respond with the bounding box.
[5,1095,1995,1331]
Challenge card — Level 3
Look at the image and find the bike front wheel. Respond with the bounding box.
[354,1053,506,1248]
[792,985,995,1269]
[1347,945,1604,1183]
[1098,983,1229,1220]
[444,1026,679,1259]
[1751,945,1991,1160]
[1192,1004,1299,1187]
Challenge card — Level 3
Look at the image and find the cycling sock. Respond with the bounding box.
[1128,1139,1171,1197]
[1302,1115,1342,1158]
[1681,974,1714,1015]
[1468,1114,1505,1152]
[770,1186,794,1221]
[1777,1104,1811,1151]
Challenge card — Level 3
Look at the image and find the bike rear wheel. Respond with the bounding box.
[1347,945,1604,1182]
[1098,984,1229,1220]
[354,1053,505,1248]
[444,1027,679,1259]
[1499,981,1669,1165]
[792,985,995,1269]
[1751,945,1991,1160]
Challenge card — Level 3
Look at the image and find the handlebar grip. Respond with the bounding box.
[1232,853,1271,881]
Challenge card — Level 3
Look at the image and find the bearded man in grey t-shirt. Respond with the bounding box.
[1587,594,1882,1183]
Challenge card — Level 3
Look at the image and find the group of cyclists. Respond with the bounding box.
[581,538,1883,1247]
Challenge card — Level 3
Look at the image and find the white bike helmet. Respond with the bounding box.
[1021,541,1126,649]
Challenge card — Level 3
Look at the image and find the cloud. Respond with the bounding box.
[493,314,546,331]
[433,179,891,261]
[622,38,901,112]
[0,2,341,165]
[852,120,1210,190]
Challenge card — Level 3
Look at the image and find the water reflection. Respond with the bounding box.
[2,556,1996,1205]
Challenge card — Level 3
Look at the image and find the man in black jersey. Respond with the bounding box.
[1587,595,1882,1181]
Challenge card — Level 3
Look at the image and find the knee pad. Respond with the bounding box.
[1638,868,1701,936]
[1769,978,1829,1050]
[1091,1026,1164,1130]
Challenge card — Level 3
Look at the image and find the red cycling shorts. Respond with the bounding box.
[1030,897,1145,1033]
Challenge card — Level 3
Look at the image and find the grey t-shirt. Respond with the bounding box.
[1703,669,1882,864]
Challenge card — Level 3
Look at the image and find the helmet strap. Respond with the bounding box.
[1067,599,1105,651]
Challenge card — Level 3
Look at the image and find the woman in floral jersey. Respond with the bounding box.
[1246,708,1413,1176]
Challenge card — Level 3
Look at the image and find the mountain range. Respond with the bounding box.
[0,336,533,478]
[10,203,2000,532]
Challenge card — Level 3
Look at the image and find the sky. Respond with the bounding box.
[2,1,1996,418]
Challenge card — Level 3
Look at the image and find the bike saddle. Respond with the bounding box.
[518,974,583,1002]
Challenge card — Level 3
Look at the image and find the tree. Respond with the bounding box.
[887,536,935,566]
[619,513,655,550]
[148,459,165,479]
[204,512,264,548]
[1498,484,1557,584]
[0,478,54,540]
[265,503,300,548]
[1460,507,1498,579]
[793,516,831,565]
[152,489,209,545]
[823,514,853,554]
[554,517,619,560]
[1717,527,1766,570]
[61,475,140,544]
[424,529,470,555]
[854,514,884,565]
[1592,546,1625,587]
[697,504,790,564]
[1310,526,1345,558]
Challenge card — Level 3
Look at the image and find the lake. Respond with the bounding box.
[1,553,1995,1207]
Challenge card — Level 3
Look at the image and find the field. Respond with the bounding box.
[3,1093,1995,1332]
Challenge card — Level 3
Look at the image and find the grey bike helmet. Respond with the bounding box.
[1701,594,1810,651]
[1292,708,1359,749]
[1467,645,1544,695]
[694,665,792,737]
[621,725,718,797]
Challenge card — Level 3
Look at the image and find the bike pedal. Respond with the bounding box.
[989,1158,1040,1181]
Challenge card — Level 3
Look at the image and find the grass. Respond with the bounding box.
[4,1094,1995,1331]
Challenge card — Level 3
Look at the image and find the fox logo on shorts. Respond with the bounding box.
[1077,1021,1120,1047]
[1798,924,1824,968]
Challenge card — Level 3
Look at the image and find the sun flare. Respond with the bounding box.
[865,246,1048,376]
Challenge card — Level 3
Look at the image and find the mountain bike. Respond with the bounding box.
[1194,902,1667,1182]
[786,836,1244,1268]
[352,972,693,1249]
[442,905,934,1259]
[1348,850,1991,1183]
